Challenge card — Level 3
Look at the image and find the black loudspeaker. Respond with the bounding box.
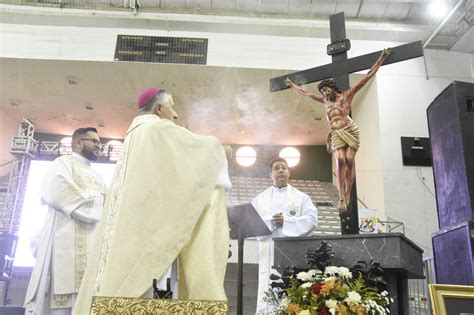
[432,222,474,285]
[427,81,474,229]
[400,136,432,166]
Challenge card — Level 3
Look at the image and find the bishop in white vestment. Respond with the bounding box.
[252,157,317,314]
[73,88,230,314]
[24,128,107,315]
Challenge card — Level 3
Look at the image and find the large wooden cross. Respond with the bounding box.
[270,12,423,234]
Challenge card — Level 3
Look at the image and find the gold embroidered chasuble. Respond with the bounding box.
[24,153,107,313]
[73,115,230,315]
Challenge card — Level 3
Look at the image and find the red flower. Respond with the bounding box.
[318,307,330,315]
[311,282,323,295]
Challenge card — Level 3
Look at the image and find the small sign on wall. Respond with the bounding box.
[358,209,377,234]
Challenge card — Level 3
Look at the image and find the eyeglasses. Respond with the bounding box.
[79,138,102,146]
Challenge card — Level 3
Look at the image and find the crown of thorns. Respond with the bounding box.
[318,79,341,93]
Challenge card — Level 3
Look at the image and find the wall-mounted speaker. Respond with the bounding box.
[400,136,432,166]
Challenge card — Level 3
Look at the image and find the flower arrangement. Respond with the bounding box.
[264,242,393,315]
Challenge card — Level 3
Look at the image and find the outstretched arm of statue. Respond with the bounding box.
[286,78,325,103]
[351,48,391,95]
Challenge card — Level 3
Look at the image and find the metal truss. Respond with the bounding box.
[1,119,36,234]
[38,141,61,155]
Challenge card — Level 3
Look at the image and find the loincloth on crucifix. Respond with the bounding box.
[326,120,360,153]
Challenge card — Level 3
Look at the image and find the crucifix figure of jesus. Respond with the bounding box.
[270,11,423,233]
[286,48,391,212]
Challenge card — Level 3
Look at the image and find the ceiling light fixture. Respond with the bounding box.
[235,146,257,167]
[429,2,448,18]
[279,146,301,167]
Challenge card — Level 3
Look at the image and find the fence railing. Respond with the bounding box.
[408,256,436,314]
[377,216,405,234]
